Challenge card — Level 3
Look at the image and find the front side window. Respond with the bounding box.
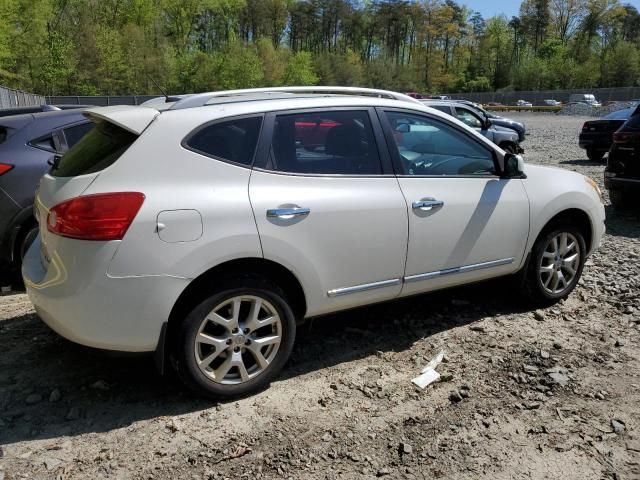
[185,116,263,166]
[384,111,496,176]
[268,110,382,175]
[454,108,484,129]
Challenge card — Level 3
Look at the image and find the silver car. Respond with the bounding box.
[421,100,523,153]
[23,87,605,398]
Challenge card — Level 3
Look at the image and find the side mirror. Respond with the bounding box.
[484,118,492,129]
[503,153,525,178]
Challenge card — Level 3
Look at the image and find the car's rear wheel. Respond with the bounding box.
[586,149,604,162]
[524,227,586,305]
[609,189,630,210]
[175,277,296,399]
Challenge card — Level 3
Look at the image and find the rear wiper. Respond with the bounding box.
[48,154,62,171]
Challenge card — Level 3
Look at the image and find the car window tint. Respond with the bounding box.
[63,122,93,148]
[51,120,137,177]
[384,111,495,176]
[186,116,262,166]
[268,111,381,175]
[29,135,56,152]
[455,108,483,128]
[430,105,452,115]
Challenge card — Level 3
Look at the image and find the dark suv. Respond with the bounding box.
[0,109,92,278]
[604,105,640,210]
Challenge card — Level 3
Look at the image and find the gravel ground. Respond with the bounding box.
[1,113,639,480]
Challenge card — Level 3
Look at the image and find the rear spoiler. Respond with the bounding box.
[82,105,159,135]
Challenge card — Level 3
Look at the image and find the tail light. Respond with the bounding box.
[613,130,640,143]
[0,163,13,175]
[581,122,590,131]
[47,192,145,241]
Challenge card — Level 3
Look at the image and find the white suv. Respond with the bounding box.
[23,87,605,398]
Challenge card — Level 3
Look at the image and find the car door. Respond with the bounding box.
[377,108,530,296]
[249,108,408,317]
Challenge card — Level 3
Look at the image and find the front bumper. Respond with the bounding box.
[22,236,189,352]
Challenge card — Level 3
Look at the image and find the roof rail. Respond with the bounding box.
[169,86,423,110]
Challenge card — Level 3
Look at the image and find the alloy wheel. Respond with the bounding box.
[539,232,581,295]
[194,295,282,385]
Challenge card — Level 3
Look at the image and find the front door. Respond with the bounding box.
[250,108,408,317]
[378,108,530,296]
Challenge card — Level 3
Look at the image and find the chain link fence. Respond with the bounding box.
[0,85,45,108]
[447,86,640,105]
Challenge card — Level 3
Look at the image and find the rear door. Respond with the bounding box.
[249,108,408,317]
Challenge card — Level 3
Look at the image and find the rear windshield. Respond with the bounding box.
[625,113,640,130]
[51,120,137,177]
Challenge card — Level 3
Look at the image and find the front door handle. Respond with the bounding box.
[412,198,444,211]
[267,207,310,219]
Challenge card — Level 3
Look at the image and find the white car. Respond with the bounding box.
[23,87,605,398]
[516,100,533,107]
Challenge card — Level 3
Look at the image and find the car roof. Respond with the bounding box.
[0,108,88,132]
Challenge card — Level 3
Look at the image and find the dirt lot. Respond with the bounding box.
[1,113,639,480]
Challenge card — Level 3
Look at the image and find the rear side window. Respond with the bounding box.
[267,110,382,175]
[0,127,7,144]
[28,134,57,153]
[51,121,137,177]
[431,105,452,115]
[63,122,93,148]
[185,116,262,167]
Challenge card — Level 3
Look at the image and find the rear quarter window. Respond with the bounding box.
[184,116,263,167]
[51,120,137,177]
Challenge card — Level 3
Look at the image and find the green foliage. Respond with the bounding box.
[0,0,639,95]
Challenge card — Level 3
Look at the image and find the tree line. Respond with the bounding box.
[0,0,639,96]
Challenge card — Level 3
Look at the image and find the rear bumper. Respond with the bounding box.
[22,236,189,352]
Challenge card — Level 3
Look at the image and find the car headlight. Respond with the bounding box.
[585,176,603,201]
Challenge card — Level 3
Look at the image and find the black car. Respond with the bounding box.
[604,105,640,210]
[449,100,526,142]
[579,107,635,162]
[0,109,92,278]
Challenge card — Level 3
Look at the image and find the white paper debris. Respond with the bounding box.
[411,350,445,390]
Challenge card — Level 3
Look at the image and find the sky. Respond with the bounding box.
[461,0,640,19]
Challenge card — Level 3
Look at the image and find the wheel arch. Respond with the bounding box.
[533,208,593,255]
[163,257,307,366]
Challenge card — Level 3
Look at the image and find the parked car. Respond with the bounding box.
[516,100,533,107]
[422,100,523,153]
[569,94,601,108]
[0,104,91,118]
[604,105,640,210]
[22,86,604,399]
[0,109,92,277]
[543,99,561,106]
[579,107,635,162]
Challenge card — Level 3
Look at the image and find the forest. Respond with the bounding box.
[0,0,639,96]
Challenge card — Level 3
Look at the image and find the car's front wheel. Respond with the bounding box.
[524,227,586,305]
[586,149,604,162]
[175,277,296,399]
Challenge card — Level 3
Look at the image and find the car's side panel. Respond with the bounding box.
[521,164,606,255]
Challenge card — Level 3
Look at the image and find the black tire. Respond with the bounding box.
[586,149,604,162]
[609,189,629,210]
[523,226,587,306]
[175,276,296,399]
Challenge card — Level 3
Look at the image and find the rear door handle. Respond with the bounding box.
[412,198,444,211]
[267,207,310,219]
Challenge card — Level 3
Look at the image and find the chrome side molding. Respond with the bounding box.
[404,258,514,284]
[327,278,402,297]
[326,257,515,297]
